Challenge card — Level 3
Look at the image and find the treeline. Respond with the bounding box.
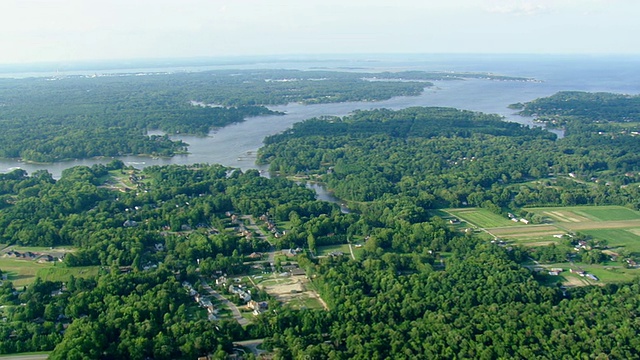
[258,107,640,209]
[0,73,279,161]
[514,91,640,124]
[0,68,528,162]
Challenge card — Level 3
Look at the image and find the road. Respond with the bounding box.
[235,339,266,356]
[348,243,356,260]
[199,277,249,326]
[0,354,49,360]
[242,215,276,267]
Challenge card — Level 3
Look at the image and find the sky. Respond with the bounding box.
[0,0,638,65]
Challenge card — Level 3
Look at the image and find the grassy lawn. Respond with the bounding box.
[0,258,52,287]
[186,304,209,321]
[316,244,351,257]
[533,265,637,286]
[447,208,517,228]
[286,295,324,310]
[584,266,637,283]
[240,310,255,322]
[428,209,453,219]
[530,260,639,285]
[0,257,100,287]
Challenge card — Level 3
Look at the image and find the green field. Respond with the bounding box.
[526,205,640,222]
[583,266,638,283]
[0,258,52,287]
[443,206,640,285]
[447,208,518,228]
[36,266,101,282]
[286,294,324,310]
[0,257,99,287]
[581,228,640,253]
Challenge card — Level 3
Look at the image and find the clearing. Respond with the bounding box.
[447,208,518,228]
[258,274,326,310]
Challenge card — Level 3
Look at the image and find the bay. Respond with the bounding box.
[1,55,639,179]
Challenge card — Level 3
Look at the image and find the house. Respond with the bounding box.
[449,218,460,224]
[586,274,599,281]
[626,259,638,267]
[247,252,262,259]
[283,249,297,257]
[123,220,138,227]
[247,300,268,311]
[229,285,251,302]
[290,268,306,276]
[519,218,530,224]
[36,254,56,263]
[548,271,559,276]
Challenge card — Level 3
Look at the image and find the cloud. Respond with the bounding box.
[484,0,634,16]
[485,0,551,15]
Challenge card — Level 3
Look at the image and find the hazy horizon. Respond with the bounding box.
[2,0,639,65]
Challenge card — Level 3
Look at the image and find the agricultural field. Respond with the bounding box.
[580,228,640,254]
[490,225,562,238]
[527,205,640,223]
[463,206,640,247]
[532,263,637,287]
[582,265,638,283]
[447,208,518,228]
[443,206,640,285]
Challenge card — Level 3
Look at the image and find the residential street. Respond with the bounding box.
[199,277,249,326]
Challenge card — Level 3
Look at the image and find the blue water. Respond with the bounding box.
[0,54,638,178]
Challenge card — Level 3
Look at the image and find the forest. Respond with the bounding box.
[1,93,640,358]
[0,69,522,162]
[258,106,640,208]
[512,91,640,127]
[1,161,639,359]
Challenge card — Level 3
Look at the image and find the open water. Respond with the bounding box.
[1,54,639,180]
